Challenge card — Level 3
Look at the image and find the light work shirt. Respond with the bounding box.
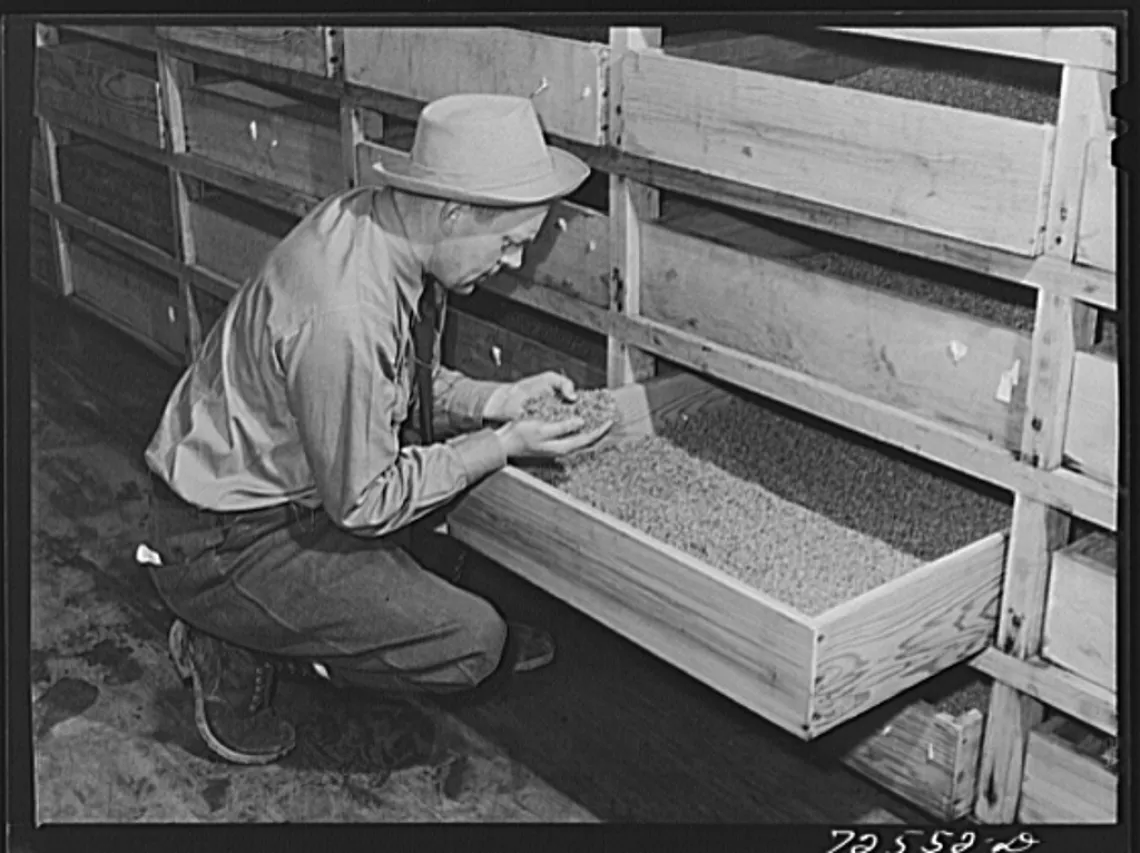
[145,186,507,536]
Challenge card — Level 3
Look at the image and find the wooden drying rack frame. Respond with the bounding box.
[29,21,1121,824]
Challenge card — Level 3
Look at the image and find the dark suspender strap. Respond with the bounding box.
[413,279,438,447]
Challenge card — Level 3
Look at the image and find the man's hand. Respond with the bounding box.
[494,417,612,460]
[482,371,577,423]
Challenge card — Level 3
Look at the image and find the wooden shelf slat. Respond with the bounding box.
[37,197,182,280]
[36,104,171,169]
[155,32,342,101]
[971,647,1117,737]
[592,149,1117,313]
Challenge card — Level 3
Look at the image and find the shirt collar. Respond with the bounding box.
[371,188,429,320]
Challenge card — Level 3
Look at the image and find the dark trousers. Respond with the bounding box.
[144,476,520,699]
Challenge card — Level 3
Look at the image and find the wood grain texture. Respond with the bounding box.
[641,222,1032,450]
[1044,68,1104,268]
[1043,532,1117,693]
[811,534,1006,734]
[826,699,984,820]
[605,313,1117,531]
[35,116,75,297]
[184,81,343,198]
[444,309,606,389]
[448,465,818,737]
[1076,132,1116,272]
[37,196,182,282]
[607,29,660,388]
[1064,352,1118,485]
[971,648,1116,737]
[159,27,330,78]
[450,371,1012,741]
[31,123,51,197]
[1019,718,1118,823]
[36,41,162,148]
[343,28,607,144]
[69,236,186,359]
[599,150,1116,311]
[830,27,1116,73]
[62,25,158,52]
[619,50,1055,255]
[189,192,297,286]
[31,210,58,289]
[57,142,175,254]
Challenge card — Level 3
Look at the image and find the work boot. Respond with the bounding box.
[168,619,297,765]
[510,622,555,673]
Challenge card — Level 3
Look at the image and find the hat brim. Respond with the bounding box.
[372,147,590,207]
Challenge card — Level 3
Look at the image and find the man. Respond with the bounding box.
[140,93,612,766]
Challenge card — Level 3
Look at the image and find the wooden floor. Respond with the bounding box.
[27,283,928,824]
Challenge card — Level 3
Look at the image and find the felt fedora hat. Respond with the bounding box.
[372,93,590,207]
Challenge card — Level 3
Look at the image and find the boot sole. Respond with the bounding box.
[168,620,295,766]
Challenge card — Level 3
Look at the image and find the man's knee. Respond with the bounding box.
[454,601,509,686]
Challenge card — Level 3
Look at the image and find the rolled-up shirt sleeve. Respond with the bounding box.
[278,308,507,536]
[431,363,502,436]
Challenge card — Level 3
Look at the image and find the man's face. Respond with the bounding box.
[431,203,551,294]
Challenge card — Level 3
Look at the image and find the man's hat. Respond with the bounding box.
[372,93,590,207]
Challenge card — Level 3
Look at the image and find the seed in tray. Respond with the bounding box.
[539,394,1010,615]
[519,387,618,436]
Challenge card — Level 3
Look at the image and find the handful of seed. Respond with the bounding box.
[519,387,618,436]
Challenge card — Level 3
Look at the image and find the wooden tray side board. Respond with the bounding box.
[811,535,1006,734]
[450,373,1007,740]
[160,27,331,78]
[1042,532,1117,692]
[184,82,343,199]
[1019,717,1118,823]
[343,28,608,145]
[36,42,163,148]
[825,699,985,820]
[618,50,1055,255]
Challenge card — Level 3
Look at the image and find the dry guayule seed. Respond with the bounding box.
[838,65,1059,125]
[798,252,1036,332]
[533,395,1010,616]
[521,388,618,435]
[934,679,991,718]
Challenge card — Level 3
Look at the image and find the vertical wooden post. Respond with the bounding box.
[974,64,1102,824]
[340,104,367,189]
[606,27,660,389]
[324,27,344,82]
[157,42,202,363]
[35,24,75,298]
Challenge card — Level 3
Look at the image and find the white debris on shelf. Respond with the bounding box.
[135,543,163,567]
[994,358,1022,404]
[491,345,503,367]
[556,217,568,232]
[582,85,592,98]
[168,306,177,323]
[948,340,968,364]
[531,77,550,98]
[587,240,597,252]
[249,120,258,141]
